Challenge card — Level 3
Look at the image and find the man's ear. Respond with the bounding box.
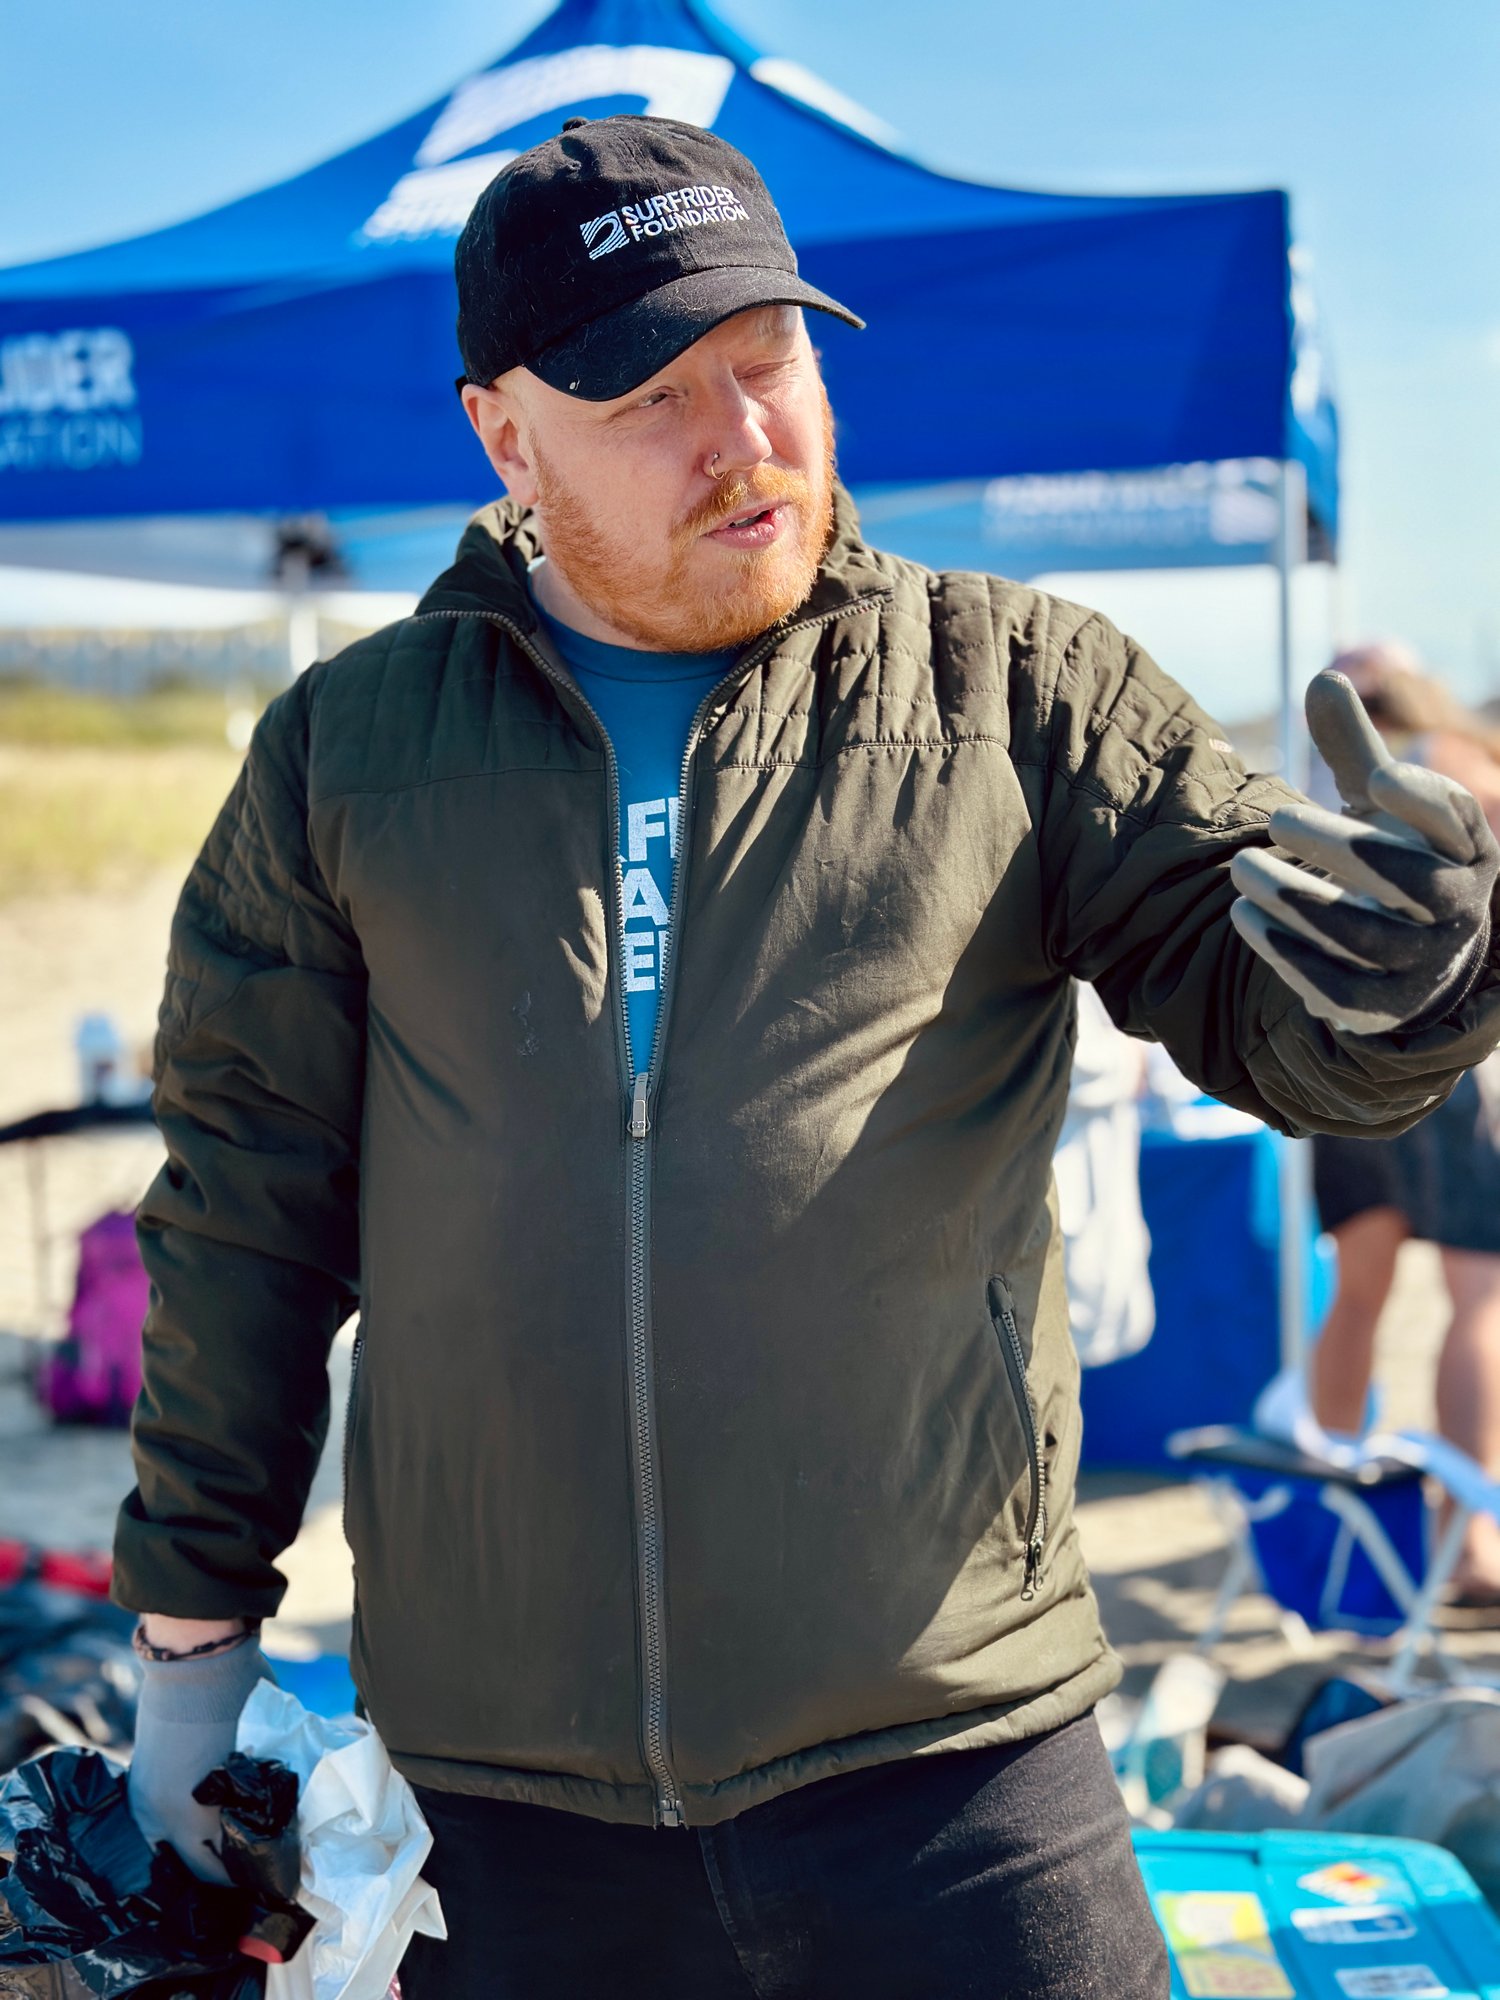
[461,383,539,506]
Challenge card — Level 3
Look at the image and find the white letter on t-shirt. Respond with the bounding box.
[621,867,670,926]
[627,798,669,863]
[626,934,657,992]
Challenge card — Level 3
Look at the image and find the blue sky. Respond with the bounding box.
[1,0,1496,722]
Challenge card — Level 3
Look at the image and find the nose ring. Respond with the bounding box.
[708,452,724,478]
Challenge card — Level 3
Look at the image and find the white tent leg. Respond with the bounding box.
[1326,551,1347,660]
[1276,460,1312,1372]
[1276,460,1306,791]
[1278,1135,1312,1373]
[286,593,320,678]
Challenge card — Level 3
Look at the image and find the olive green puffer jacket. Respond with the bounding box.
[115,489,1500,1826]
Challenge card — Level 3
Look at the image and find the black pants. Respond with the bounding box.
[399,1712,1169,1999]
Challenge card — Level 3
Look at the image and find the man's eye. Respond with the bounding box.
[637,391,670,408]
[740,361,794,388]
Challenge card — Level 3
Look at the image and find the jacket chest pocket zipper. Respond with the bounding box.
[987,1277,1048,1601]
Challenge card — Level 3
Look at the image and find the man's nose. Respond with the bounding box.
[696,385,774,480]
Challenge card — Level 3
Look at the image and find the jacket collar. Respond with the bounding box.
[415,481,891,639]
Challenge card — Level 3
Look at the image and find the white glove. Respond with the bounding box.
[128,1634,272,1881]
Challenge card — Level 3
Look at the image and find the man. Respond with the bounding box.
[118,117,1500,1998]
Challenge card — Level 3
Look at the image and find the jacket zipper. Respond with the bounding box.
[987,1276,1048,1600]
[617,593,889,1826]
[411,588,888,1825]
[413,604,682,1824]
[340,1326,364,1538]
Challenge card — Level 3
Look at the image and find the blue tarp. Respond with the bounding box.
[0,0,1338,553]
[1079,1127,1335,1469]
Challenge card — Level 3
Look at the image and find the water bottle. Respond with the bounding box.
[75,1012,125,1102]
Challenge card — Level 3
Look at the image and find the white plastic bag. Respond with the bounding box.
[1304,1686,1500,1908]
[1055,985,1155,1368]
[236,1680,446,2000]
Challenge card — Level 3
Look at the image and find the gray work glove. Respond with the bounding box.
[1230,670,1499,1036]
[128,1634,273,1883]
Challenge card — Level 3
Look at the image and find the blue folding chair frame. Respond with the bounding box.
[1166,1425,1479,1693]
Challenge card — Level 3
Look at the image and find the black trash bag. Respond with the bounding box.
[0,1745,309,1998]
[193,1755,313,1960]
[0,1585,139,1776]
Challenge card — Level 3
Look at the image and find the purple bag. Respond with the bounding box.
[36,1211,147,1426]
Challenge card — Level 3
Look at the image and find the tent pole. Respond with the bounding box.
[286,593,320,678]
[1326,554,1347,661]
[1277,459,1307,789]
[281,539,319,679]
[1276,459,1312,1372]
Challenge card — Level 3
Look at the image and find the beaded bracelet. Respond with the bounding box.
[131,1622,256,1663]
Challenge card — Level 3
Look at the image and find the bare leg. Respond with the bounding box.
[1309,1207,1407,1433]
[1437,1247,1500,1592]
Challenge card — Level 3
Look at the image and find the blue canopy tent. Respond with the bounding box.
[0,0,1336,548]
[0,0,1337,1361]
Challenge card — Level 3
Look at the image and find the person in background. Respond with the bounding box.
[1308,643,1500,1605]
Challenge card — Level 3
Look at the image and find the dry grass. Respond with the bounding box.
[0,679,266,749]
[0,745,242,903]
[0,682,268,904]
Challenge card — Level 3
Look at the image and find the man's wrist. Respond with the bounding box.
[137,1613,251,1660]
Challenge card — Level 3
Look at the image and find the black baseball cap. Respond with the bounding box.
[455,114,863,400]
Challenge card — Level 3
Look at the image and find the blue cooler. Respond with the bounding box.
[1134,1829,1500,1999]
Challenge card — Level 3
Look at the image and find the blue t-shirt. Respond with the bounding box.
[532,589,733,1075]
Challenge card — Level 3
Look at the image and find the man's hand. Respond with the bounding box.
[1230,670,1500,1035]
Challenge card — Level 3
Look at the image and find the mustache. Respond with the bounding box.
[676,465,811,540]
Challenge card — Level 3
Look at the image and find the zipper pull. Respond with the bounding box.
[660,1800,684,1829]
[629,1071,651,1140]
[1021,1537,1045,1602]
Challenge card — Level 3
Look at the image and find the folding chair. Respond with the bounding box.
[1165,1423,1499,1694]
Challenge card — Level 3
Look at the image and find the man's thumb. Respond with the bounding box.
[1306,669,1391,816]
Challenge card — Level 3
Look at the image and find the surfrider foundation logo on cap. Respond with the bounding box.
[579,185,750,260]
[581,212,630,259]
